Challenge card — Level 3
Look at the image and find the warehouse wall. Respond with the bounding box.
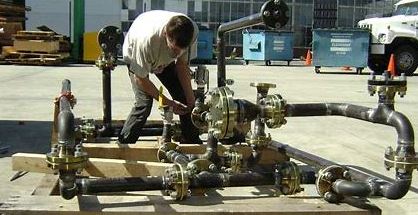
[26,0,70,35]
[26,0,121,36]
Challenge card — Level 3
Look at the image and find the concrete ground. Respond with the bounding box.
[0,61,417,214]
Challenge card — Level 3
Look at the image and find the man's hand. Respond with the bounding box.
[170,99,188,115]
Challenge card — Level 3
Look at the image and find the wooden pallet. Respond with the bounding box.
[5,51,69,65]
[8,140,381,215]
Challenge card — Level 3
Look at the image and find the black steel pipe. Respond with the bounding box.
[161,123,172,143]
[59,170,78,200]
[285,103,415,158]
[201,132,220,165]
[332,179,372,197]
[269,141,413,199]
[78,171,274,195]
[166,150,190,166]
[216,0,289,87]
[377,175,412,199]
[78,176,165,194]
[99,67,113,136]
[273,102,416,199]
[217,13,263,87]
[57,80,78,200]
[189,171,275,188]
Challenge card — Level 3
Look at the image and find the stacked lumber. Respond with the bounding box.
[4,30,71,65]
[0,1,26,47]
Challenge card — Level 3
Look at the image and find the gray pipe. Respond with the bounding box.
[332,179,372,197]
[57,79,78,200]
[217,0,289,87]
[282,103,415,199]
[201,132,220,165]
[285,103,415,157]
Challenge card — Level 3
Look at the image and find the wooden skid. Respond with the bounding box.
[13,34,65,41]
[0,188,380,215]
[6,51,69,59]
[13,40,60,53]
[12,153,172,177]
[82,142,288,164]
[5,51,70,65]
[16,30,55,36]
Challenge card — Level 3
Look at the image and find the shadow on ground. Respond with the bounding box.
[0,120,51,158]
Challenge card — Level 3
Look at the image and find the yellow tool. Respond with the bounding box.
[159,86,168,108]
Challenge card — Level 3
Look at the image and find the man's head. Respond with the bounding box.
[165,15,194,58]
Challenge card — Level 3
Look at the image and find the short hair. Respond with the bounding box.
[165,15,194,49]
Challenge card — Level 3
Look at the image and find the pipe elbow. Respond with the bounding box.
[60,183,78,200]
[380,179,411,200]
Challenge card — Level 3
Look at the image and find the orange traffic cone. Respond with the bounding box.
[387,54,396,76]
[305,50,312,66]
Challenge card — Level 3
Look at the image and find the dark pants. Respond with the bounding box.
[118,62,202,144]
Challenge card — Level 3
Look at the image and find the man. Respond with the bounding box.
[119,10,202,144]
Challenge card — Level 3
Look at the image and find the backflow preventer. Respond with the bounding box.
[46,0,418,204]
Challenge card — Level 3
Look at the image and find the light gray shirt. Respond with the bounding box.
[122,10,198,78]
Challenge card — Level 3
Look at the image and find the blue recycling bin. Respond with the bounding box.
[196,29,213,62]
[312,28,370,74]
[242,30,293,66]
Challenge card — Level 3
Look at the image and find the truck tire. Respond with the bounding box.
[367,56,387,75]
[394,45,418,76]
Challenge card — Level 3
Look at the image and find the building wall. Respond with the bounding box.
[26,0,400,49]
[26,0,121,36]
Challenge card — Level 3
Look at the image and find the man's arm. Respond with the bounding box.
[134,75,188,114]
[175,57,195,109]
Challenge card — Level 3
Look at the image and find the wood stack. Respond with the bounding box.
[3,30,71,65]
[0,2,26,47]
[0,1,27,62]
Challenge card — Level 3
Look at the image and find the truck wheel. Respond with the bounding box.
[394,45,418,76]
[367,57,386,75]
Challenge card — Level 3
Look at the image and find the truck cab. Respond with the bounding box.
[358,0,418,75]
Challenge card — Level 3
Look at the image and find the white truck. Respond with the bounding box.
[358,0,418,75]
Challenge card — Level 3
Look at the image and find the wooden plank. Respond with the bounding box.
[13,34,64,41]
[0,188,380,215]
[16,30,55,36]
[6,51,70,59]
[13,40,60,53]
[31,174,59,196]
[12,153,172,177]
[82,143,288,164]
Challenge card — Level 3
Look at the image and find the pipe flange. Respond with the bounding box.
[384,146,418,172]
[207,87,238,139]
[46,144,88,171]
[368,73,407,98]
[223,148,243,173]
[165,164,189,200]
[260,0,289,29]
[191,105,209,130]
[246,132,272,148]
[316,165,348,201]
[263,94,287,128]
[250,82,276,95]
[157,142,179,163]
[275,161,303,195]
[96,26,122,70]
